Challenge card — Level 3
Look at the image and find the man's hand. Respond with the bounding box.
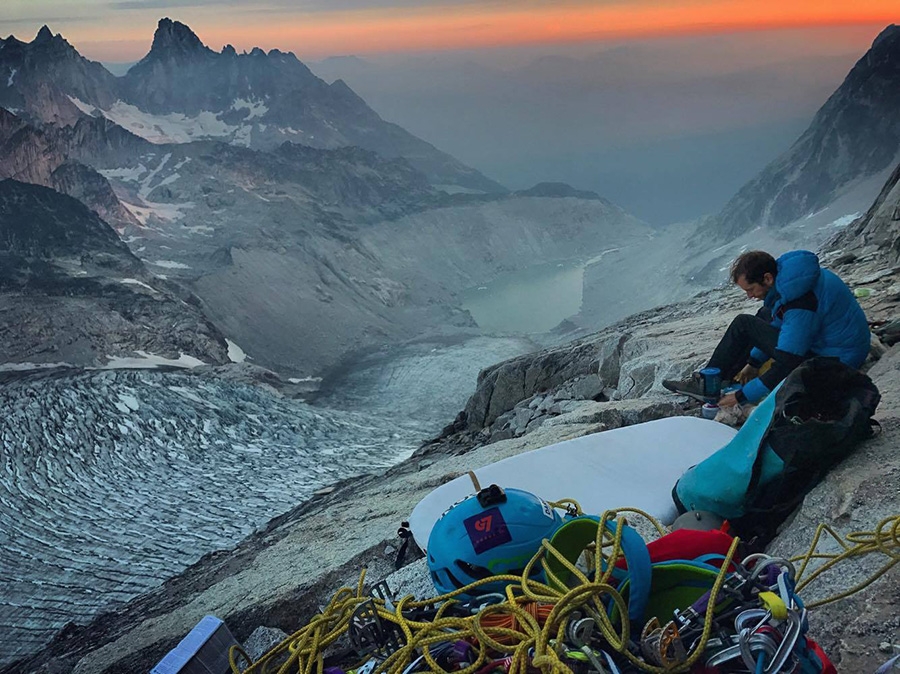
[736,364,759,384]
[718,392,740,408]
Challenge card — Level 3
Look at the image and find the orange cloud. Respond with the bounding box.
[57,0,900,61]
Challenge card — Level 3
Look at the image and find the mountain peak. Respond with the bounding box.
[34,25,54,44]
[149,18,207,57]
[873,23,899,47]
[867,23,900,61]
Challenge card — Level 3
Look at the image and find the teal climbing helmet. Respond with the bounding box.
[426,485,563,599]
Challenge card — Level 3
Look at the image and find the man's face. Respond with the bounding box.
[736,273,774,300]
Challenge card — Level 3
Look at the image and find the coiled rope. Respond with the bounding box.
[229,509,900,674]
[230,505,735,674]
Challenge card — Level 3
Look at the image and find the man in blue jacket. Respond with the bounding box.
[664,250,871,407]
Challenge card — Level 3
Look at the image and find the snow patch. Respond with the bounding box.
[233,125,253,147]
[181,224,215,234]
[226,339,247,363]
[232,97,268,119]
[166,386,206,404]
[121,200,193,225]
[101,351,205,369]
[67,96,97,115]
[0,361,72,372]
[101,101,237,145]
[288,376,323,384]
[823,212,862,229]
[118,393,141,411]
[100,164,147,182]
[805,208,826,220]
[138,153,171,200]
[120,278,158,292]
[584,248,621,266]
[156,172,180,189]
[7,68,16,87]
[231,444,263,454]
[434,184,486,195]
[147,260,191,269]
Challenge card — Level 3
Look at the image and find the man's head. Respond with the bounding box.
[730,251,776,300]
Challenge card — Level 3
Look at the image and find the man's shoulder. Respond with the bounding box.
[819,267,856,295]
[819,267,847,283]
[781,291,818,313]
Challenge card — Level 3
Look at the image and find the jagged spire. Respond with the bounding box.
[149,18,207,56]
[34,25,54,44]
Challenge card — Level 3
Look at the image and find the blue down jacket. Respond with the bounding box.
[741,250,870,403]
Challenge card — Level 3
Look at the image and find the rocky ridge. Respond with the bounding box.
[0,107,139,231]
[0,27,119,126]
[701,24,900,242]
[829,160,900,267]
[0,179,229,368]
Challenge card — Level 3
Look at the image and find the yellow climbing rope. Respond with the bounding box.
[791,514,900,608]
[230,509,900,674]
[230,506,735,674]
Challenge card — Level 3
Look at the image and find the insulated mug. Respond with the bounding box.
[699,367,721,398]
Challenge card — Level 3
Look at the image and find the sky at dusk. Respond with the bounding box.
[2,0,897,62]
[2,2,897,222]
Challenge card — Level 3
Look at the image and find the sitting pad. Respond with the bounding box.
[409,417,737,548]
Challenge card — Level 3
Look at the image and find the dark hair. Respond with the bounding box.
[730,251,777,284]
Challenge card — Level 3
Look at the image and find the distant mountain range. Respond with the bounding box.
[0,19,653,376]
[0,19,504,193]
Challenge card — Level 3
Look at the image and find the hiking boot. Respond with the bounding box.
[662,372,709,402]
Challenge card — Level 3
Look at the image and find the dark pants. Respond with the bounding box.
[707,314,779,380]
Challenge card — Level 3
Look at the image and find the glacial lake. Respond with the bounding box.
[460,260,584,333]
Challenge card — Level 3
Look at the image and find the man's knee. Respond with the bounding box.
[729,313,762,332]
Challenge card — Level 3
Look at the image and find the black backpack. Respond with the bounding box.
[676,357,880,546]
